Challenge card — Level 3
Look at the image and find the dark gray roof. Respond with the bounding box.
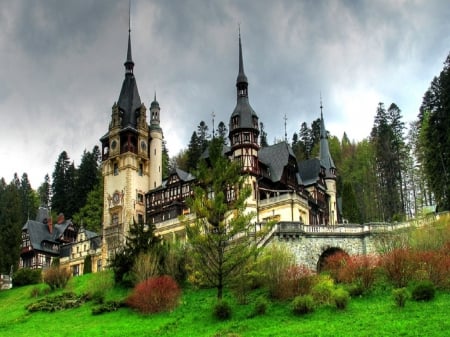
[319,112,336,178]
[117,31,142,130]
[298,158,322,186]
[230,97,258,129]
[118,75,142,129]
[259,142,295,182]
[22,220,73,255]
[229,32,259,132]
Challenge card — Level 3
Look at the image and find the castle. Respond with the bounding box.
[19,27,339,275]
[99,29,339,264]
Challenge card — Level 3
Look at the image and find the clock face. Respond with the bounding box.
[113,192,120,205]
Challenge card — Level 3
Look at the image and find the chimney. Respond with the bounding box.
[47,217,53,234]
[57,213,65,224]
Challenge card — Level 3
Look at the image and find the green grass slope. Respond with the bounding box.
[1,274,449,337]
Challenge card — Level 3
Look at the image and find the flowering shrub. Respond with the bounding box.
[126,275,181,314]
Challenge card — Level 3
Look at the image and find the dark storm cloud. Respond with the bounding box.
[0,0,449,187]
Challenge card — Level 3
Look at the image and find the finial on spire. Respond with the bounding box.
[128,0,131,33]
[124,0,134,74]
[284,114,288,142]
[154,91,157,102]
[320,92,323,118]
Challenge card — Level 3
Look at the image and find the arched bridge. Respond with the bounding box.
[259,216,440,271]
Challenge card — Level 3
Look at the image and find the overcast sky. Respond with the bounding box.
[1,0,449,188]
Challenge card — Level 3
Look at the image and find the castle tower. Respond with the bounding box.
[319,101,338,225]
[228,30,260,175]
[100,27,162,261]
[149,93,163,190]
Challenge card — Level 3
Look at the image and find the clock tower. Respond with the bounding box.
[100,28,163,261]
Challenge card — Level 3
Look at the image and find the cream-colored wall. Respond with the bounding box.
[326,178,337,225]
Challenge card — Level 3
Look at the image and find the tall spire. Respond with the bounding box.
[117,1,141,129]
[236,26,248,87]
[319,98,336,178]
[124,1,134,75]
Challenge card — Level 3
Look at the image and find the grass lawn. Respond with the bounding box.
[0,274,449,337]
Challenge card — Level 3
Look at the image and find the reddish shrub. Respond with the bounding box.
[381,248,417,288]
[339,255,380,292]
[414,250,450,289]
[274,265,315,300]
[126,275,181,314]
[322,252,348,282]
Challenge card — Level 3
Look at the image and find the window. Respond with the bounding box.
[112,213,119,226]
[137,193,144,203]
[243,133,250,143]
[138,213,144,224]
[114,163,119,176]
[139,163,143,176]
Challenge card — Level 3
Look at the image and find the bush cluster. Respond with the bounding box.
[92,300,123,315]
[392,288,409,307]
[213,300,232,320]
[333,288,350,310]
[291,295,315,315]
[411,280,435,301]
[126,275,181,314]
[43,267,71,290]
[324,253,379,293]
[27,292,87,312]
[13,268,42,287]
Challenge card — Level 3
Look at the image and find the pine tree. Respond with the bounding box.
[38,174,52,208]
[182,137,267,300]
[419,53,450,210]
[0,181,23,273]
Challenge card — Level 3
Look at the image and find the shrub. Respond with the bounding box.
[381,248,417,288]
[92,300,123,315]
[13,268,42,287]
[256,243,296,299]
[411,280,435,301]
[322,251,348,282]
[229,259,258,304]
[311,274,335,305]
[324,253,379,294]
[86,271,114,304]
[126,275,181,314]
[291,295,315,315]
[43,267,71,290]
[414,250,450,289]
[83,255,92,274]
[161,242,188,285]
[346,283,364,297]
[27,292,87,312]
[131,252,160,285]
[277,265,315,300]
[248,296,268,318]
[333,288,350,310]
[392,288,409,307]
[29,284,50,298]
[213,300,232,320]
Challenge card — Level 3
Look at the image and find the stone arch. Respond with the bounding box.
[316,247,349,273]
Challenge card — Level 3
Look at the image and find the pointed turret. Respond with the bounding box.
[117,29,142,129]
[319,101,336,178]
[229,29,259,175]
